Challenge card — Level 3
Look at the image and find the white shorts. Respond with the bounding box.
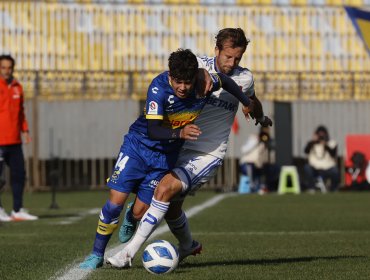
[172,148,223,200]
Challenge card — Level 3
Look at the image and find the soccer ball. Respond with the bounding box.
[142,240,179,274]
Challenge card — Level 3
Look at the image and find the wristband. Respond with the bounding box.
[172,129,181,139]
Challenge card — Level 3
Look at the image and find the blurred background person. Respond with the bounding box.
[0,54,38,221]
[239,126,278,193]
[303,125,340,193]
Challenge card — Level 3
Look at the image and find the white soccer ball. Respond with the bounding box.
[142,240,179,274]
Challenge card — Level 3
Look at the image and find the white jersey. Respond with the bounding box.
[182,56,255,158]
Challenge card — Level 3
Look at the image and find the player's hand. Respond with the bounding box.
[196,68,213,97]
[180,124,202,140]
[242,106,251,121]
[242,100,254,118]
[255,116,273,127]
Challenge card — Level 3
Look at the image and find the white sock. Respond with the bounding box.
[125,198,169,257]
[166,211,193,250]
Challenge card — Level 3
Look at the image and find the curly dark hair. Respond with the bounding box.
[0,54,15,68]
[215,28,250,52]
[168,49,198,82]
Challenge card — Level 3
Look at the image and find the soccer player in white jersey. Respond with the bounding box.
[110,28,272,268]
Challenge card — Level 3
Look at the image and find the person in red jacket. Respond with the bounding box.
[0,54,38,221]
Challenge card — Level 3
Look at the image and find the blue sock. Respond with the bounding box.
[92,200,123,257]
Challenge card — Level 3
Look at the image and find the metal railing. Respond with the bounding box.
[2,156,239,192]
[18,70,370,101]
[1,69,369,192]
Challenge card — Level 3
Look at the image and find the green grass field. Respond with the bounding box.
[0,190,370,280]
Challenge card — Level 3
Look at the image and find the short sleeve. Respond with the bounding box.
[239,69,255,98]
[246,77,255,97]
[196,56,207,69]
[145,78,165,120]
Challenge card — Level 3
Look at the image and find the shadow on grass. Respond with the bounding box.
[181,255,367,268]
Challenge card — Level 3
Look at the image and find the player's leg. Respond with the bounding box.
[117,147,190,244]
[165,200,202,261]
[107,172,182,268]
[108,145,181,268]
[119,197,149,243]
[80,189,127,269]
[130,172,182,252]
[81,137,146,269]
[166,150,222,261]
[119,150,214,245]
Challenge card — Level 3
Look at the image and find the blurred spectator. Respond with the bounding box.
[303,125,340,192]
[239,127,279,193]
[0,54,38,221]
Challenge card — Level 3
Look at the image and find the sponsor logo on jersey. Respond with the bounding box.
[168,95,174,104]
[151,87,159,94]
[110,170,120,182]
[165,106,174,112]
[149,179,159,189]
[188,159,198,171]
[148,101,158,114]
[206,97,237,112]
[170,119,193,128]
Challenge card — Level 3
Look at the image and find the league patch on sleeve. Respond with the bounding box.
[147,101,158,115]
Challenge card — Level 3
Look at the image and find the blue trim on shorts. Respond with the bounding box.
[192,158,222,186]
[178,166,192,188]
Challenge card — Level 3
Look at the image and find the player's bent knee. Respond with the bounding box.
[109,189,129,206]
[154,185,172,201]
[132,203,149,220]
[154,180,181,202]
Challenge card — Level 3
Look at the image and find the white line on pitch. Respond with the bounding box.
[50,208,100,225]
[51,193,235,280]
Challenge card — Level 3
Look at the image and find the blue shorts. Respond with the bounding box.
[107,133,179,205]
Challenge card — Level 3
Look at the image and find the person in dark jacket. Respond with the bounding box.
[304,125,340,192]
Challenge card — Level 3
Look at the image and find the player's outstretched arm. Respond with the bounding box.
[248,96,273,127]
[217,73,251,108]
